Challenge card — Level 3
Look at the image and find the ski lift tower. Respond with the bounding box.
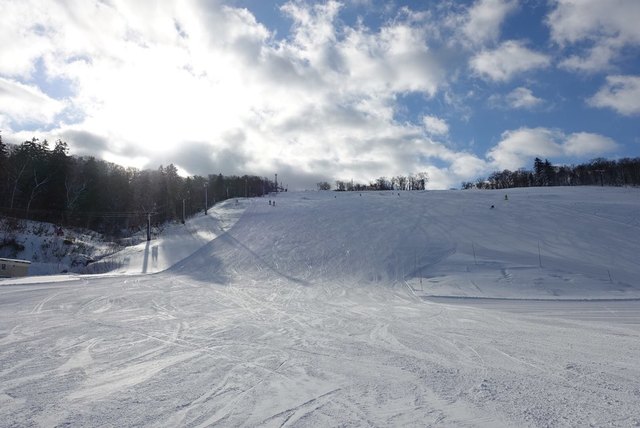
[204,182,208,215]
[275,173,278,195]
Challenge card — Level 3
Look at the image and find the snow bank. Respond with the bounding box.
[99,198,248,275]
[0,217,119,276]
[0,198,248,283]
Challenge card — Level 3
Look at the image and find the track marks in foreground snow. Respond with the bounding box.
[3,189,640,426]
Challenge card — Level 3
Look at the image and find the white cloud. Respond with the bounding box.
[588,75,640,116]
[505,87,543,109]
[337,21,445,97]
[548,0,640,73]
[470,40,550,81]
[0,77,65,125]
[7,0,622,191]
[463,0,518,46]
[282,0,341,55]
[0,1,52,77]
[0,0,471,189]
[547,0,640,45]
[449,153,490,179]
[558,40,620,73]
[563,132,618,156]
[487,127,562,170]
[423,115,449,135]
[487,127,618,170]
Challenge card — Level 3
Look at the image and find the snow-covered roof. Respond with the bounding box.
[0,257,31,265]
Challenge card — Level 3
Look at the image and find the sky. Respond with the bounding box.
[1,0,639,189]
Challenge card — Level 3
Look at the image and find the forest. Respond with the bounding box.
[0,136,276,236]
[317,172,429,192]
[462,157,640,190]
[2,135,639,236]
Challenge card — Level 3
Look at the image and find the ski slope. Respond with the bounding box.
[1,187,640,426]
[101,198,248,275]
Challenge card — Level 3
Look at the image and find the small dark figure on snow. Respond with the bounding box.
[490,205,495,209]
[269,200,271,205]
[504,194,508,201]
[273,201,276,206]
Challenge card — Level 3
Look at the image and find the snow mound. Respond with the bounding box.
[173,187,640,299]
[94,198,249,275]
[0,198,249,282]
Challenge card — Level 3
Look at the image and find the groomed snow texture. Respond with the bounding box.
[2,187,640,426]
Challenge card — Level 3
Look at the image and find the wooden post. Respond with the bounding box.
[147,213,151,241]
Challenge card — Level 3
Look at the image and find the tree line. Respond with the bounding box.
[0,135,276,235]
[462,157,640,190]
[318,172,429,191]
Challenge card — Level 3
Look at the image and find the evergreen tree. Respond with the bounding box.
[543,159,555,186]
[213,173,225,202]
[76,157,104,228]
[533,157,544,186]
[163,164,181,220]
[0,133,7,206]
[45,140,71,216]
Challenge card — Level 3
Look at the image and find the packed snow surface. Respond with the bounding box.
[1,187,640,426]
[101,198,247,275]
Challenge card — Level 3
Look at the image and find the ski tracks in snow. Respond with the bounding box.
[3,190,640,426]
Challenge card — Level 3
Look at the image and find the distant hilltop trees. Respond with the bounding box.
[0,135,276,235]
[463,157,640,190]
[318,173,429,191]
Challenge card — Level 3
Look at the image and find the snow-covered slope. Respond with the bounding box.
[0,198,247,281]
[0,218,120,275]
[173,187,640,299]
[98,198,248,275]
[1,187,639,427]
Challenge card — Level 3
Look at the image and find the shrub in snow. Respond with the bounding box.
[0,237,25,258]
